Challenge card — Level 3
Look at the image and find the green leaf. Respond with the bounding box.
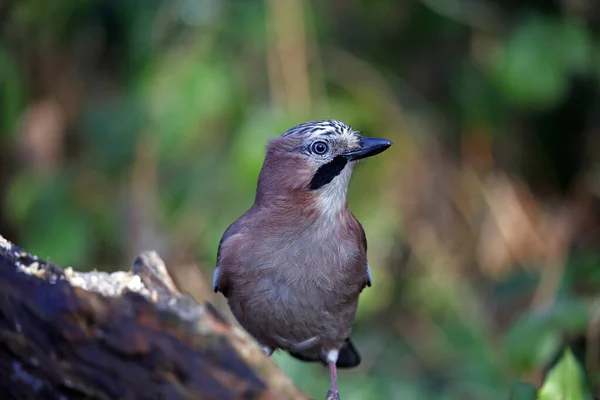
[538,350,590,400]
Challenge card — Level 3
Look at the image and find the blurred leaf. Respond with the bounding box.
[26,204,92,268]
[537,349,590,400]
[596,48,600,89]
[489,14,592,110]
[228,0,267,50]
[451,61,506,128]
[121,1,163,75]
[145,48,236,158]
[178,0,223,27]
[562,252,600,293]
[503,300,589,373]
[5,173,91,267]
[230,108,293,189]
[82,95,143,177]
[5,171,38,224]
[509,381,538,400]
[558,18,592,73]
[0,48,25,135]
[489,15,566,109]
[11,0,95,42]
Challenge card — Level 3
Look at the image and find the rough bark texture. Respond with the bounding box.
[0,234,307,400]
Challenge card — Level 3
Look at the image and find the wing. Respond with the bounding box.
[212,266,222,293]
[213,220,242,297]
[358,221,372,288]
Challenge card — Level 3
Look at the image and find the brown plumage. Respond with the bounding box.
[213,120,391,396]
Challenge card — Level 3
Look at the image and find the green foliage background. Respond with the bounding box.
[1,0,599,399]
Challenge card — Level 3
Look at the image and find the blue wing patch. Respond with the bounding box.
[366,263,372,287]
[213,266,220,293]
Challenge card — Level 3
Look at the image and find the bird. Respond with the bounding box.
[213,119,392,397]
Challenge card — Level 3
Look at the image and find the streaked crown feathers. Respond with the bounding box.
[281,119,361,149]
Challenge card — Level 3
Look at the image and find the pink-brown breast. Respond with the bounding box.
[219,206,367,353]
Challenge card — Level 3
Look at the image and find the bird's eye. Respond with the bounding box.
[311,141,329,155]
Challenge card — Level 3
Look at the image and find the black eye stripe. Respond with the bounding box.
[309,156,348,190]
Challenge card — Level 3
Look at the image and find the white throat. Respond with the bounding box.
[317,163,354,220]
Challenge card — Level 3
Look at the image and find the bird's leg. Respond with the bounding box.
[326,350,340,396]
[329,361,338,393]
[261,345,274,356]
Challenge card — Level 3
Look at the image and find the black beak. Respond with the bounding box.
[344,137,393,161]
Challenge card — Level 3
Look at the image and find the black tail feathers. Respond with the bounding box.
[334,338,361,368]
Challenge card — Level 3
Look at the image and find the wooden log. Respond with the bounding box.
[0,234,306,400]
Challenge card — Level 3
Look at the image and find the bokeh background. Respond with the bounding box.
[1,0,599,399]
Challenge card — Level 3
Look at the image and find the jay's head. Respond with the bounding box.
[256,120,392,214]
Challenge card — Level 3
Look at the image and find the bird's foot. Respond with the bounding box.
[326,390,341,400]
